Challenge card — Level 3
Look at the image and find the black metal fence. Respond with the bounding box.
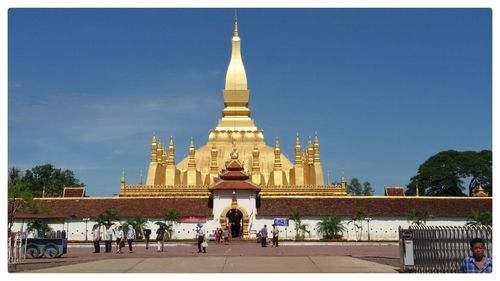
[400,225,492,273]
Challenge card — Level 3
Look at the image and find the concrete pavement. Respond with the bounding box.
[14,241,400,273]
[24,256,399,273]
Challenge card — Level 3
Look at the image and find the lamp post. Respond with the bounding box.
[364,217,372,241]
[82,218,90,241]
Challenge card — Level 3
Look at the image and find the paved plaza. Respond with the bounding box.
[11,241,400,273]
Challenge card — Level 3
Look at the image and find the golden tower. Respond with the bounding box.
[120,16,347,197]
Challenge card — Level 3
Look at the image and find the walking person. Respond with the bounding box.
[459,238,492,273]
[197,223,206,253]
[272,224,279,247]
[104,224,114,253]
[92,224,101,253]
[126,225,136,253]
[156,225,166,252]
[115,225,124,254]
[260,225,268,247]
[143,228,151,250]
[223,227,229,245]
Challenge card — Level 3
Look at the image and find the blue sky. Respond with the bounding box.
[8,8,492,196]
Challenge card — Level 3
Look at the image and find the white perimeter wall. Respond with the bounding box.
[10,216,468,241]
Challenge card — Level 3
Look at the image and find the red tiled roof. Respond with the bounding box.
[220,170,249,180]
[63,187,86,197]
[210,180,260,190]
[226,159,244,170]
[11,196,491,219]
[384,187,405,196]
[257,197,491,217]
[13,197,211,219]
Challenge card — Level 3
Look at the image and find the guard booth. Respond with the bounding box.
[399,227,415,272]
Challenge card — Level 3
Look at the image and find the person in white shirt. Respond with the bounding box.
[115,226,124,254]
[127,225,136,253]
[197,223,206,253]
[104,224,114,253]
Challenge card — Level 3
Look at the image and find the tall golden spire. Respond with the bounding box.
[225,13,247,90]
[217,14,256,131]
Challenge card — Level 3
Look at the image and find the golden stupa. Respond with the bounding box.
[119,17,347,198]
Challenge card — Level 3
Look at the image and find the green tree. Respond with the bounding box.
[407,209,433,226]
[163,209,180,240]
[347,178,374,196]
[95,209,119,226]
[466,212,492,226]
[347,178,362,195]
[8,168,33,233]
[362,182,374,196]
[317,216,346,239]
[21,164,84,197]
[290,213,310,241]
[406,150,492,196]
[26,219,52,238]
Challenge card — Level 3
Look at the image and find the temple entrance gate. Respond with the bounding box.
[219,205,250,239]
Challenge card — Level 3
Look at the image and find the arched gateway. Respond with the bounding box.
[210,148,260,239]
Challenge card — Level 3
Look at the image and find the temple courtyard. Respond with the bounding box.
[11,241,400,273]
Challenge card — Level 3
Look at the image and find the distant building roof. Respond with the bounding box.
[384,186,405,196]
[62,187,86,197]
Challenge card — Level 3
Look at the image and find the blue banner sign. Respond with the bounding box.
[273,218,289,227]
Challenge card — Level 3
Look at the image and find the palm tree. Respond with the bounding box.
[407,209,433,226]
[123,217,148,239]
[290,213,310,241]
[95,209,119,226]
[163,208,180,240]
[466,212,492,226]
[317,216,346,239]
[347,209,365,241]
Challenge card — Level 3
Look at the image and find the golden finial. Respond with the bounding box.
[416,182,420,197]
[169,136,173,146]
[341,169,346,183]
[190,136,194,147]
[152,132,157,143]
[234,9,239,36]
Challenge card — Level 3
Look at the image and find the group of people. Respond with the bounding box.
[258,224,279,247]
[91,224,136,254]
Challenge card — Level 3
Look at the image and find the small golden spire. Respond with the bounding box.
[188,137,196,168]
[167,136,175,166]
[341,169,346,183]
[295,133,302,165]
[274,137,282,169]
[139,169,143,185]
[313,132,320,163]
[121,168,126,188]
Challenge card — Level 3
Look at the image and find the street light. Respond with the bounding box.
[364,217,372,241]
[82,218,90,241]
